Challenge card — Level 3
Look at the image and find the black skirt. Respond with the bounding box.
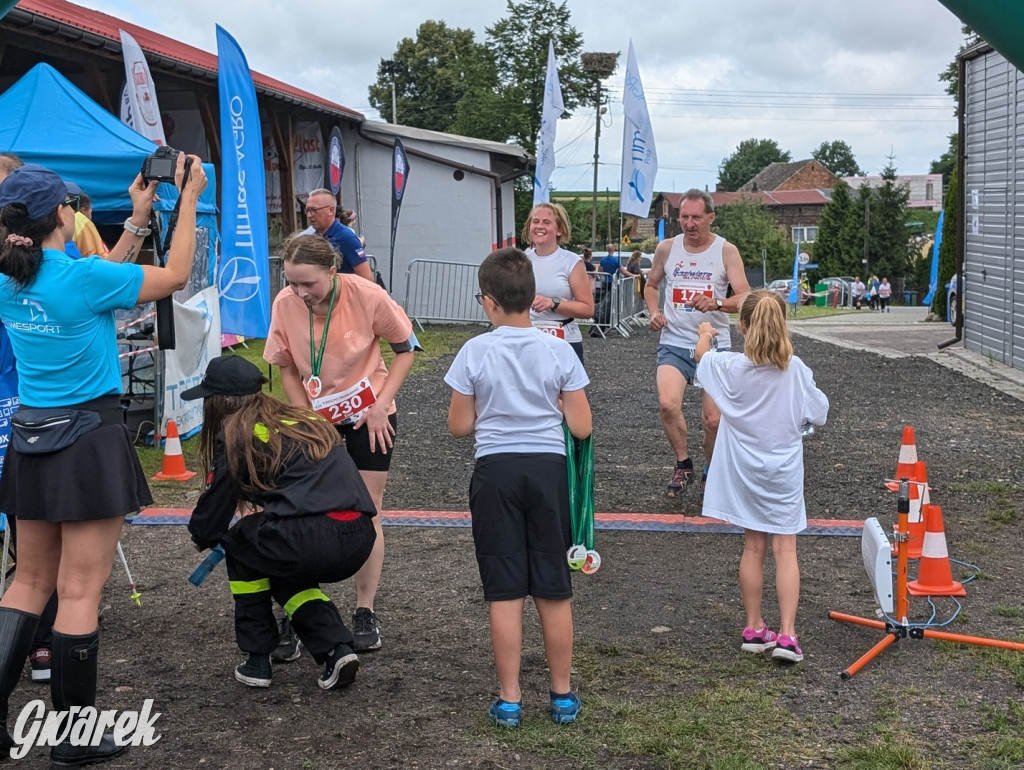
[0,423,153,522]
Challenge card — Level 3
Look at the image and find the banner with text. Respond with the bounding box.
[389,138,410,290]
[619,40,657,218]
[293,121,325,208]
[216,25,270,338]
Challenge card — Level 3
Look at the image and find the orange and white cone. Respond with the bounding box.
[907,504,966,597]
[892,461,927,559]
[885,426,919,491]
[153,419,197,482]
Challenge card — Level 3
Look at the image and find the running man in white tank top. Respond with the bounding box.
[643,189,751,500]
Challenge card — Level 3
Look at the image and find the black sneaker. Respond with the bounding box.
[665,464,693,498]
[235,653,272,688]
[271,616,303,663]
[318,643,359,690]
[351,607,382,652]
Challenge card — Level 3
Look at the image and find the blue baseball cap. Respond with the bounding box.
[63,180,82,196]
[0,164,68,220]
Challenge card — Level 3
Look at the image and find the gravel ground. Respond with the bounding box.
[14,320,1023,769]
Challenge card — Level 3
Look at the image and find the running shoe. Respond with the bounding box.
[550,691,582,724]
[665,464,693,498]
[740,625,779,653]
[489,698,523,728]
[771,634,804,663]
[352,607,382,652]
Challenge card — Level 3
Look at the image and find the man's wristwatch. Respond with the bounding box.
[551,297,561,311]
[715,298,723,310]
[123,219,152,237]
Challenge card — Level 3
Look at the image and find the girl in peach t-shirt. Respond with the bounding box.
[264,233,415,654]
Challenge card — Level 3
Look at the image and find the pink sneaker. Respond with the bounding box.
[771,634,804,663]
[740,625,778,653]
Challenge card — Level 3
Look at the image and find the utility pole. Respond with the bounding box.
[581,52,619,251]
[863,197,870,274]
[382,60,399,124]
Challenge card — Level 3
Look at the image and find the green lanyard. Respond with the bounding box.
[306,277,337,398]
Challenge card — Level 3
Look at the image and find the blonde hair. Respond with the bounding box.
[740,290,793,369]
[521,202,572,246]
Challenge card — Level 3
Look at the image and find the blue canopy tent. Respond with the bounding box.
[0,62,219,270]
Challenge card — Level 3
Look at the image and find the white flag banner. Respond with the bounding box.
[533,40,564,206]
[619,40,657,218]
[118,30,166,145]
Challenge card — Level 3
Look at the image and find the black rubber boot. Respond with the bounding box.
[0,608,40,760]
[49,630,127,768]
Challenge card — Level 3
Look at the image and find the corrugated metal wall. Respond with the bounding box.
[964,49,1024,366]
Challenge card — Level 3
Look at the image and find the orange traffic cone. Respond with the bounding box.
[153,419,197,482]
[892,462,928,559]
[907,504,966,597]
[885,426,919,491]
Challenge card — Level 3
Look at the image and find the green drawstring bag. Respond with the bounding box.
[563,423,601,574]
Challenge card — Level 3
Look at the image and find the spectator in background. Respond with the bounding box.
[339,208,366,249]
[851,276,866,310]
[67,187,109,260]
[626,251,644,276]
[581,247,595,273]
[303,189,373,282]
[878,277,892,313]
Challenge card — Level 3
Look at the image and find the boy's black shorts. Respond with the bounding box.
[469,452,572,602]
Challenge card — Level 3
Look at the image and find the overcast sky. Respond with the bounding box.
[92,0,967,194]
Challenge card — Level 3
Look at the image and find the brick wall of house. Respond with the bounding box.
[776,162,839,191]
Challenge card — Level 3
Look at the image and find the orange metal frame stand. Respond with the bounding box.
[828,481,1024,679]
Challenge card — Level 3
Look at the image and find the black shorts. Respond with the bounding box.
[469,453,572,602]
[0,423,152,522]
[335,413,397,472]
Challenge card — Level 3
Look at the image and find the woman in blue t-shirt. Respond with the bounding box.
[0,157,205,766]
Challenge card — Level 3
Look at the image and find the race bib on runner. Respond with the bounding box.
[536,324,566,339]
[311,378,377,426]
[671,284,713,311]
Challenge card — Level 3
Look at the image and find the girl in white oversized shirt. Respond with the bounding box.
[694,290,828,664]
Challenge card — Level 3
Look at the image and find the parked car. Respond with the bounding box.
[767,279,814,305]
[821,276,854,307]
[947,274,960,325]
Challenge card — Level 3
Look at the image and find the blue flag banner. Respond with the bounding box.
[216,25,270,338]
[533,41,564,206]
[923,209,944,306]
[787,237,801,305]
[389,138,409,291]
[657,218,665,242]
[619,40,658,218]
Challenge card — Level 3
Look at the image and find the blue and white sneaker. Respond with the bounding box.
[550,691,581,724]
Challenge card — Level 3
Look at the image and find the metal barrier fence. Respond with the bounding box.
[404,259,489,328]
[590,273,649,338]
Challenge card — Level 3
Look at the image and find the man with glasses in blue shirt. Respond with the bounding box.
[303,188,373,282]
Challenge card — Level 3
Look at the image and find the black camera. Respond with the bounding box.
[140,145,180,185]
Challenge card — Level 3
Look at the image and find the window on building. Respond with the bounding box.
[792,226,818,243]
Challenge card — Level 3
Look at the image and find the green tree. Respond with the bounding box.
[368,21,494,130]
[711,196,792,280]
[930,133,957,186]
[866,161,912,279]
[477,0,593,153]
[811,140,863,177]
[717,139,791,192]
[814,181,864,276]
[931,169,958,319]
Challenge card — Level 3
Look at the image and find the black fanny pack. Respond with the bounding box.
[11,409,103,454]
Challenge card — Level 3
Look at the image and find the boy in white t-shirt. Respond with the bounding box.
[445,247,592,728]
